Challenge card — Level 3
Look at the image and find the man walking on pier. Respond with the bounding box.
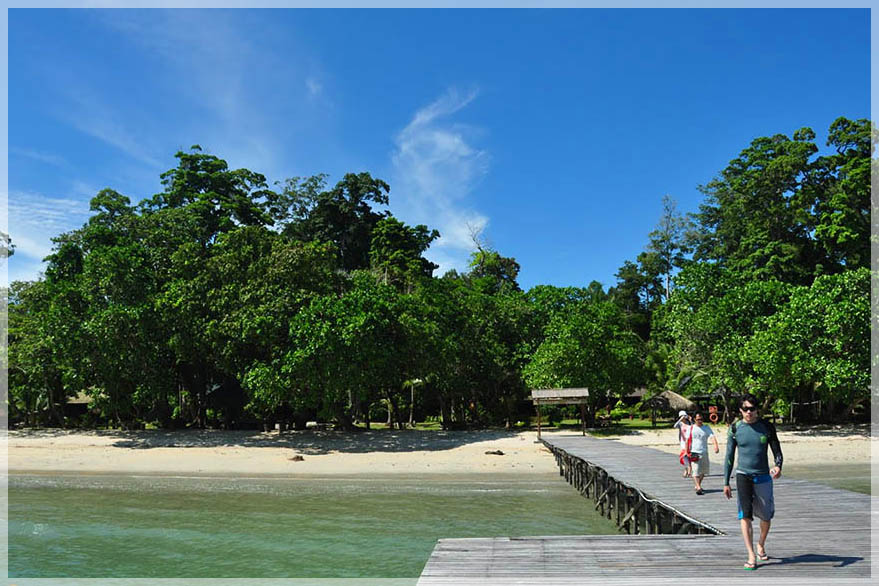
[723,394,783,571]
[689,412,719,495]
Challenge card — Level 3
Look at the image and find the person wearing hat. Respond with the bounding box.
[673,410,693,478]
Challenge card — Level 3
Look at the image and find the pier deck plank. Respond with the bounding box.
[418,434,874,584]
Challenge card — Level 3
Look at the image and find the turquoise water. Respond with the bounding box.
[9,472,618,578]
[781,462,871,495]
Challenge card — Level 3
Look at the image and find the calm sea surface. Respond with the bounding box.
[9,472,618,578]
[781,462,871,495]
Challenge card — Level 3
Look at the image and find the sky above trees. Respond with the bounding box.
[6,8,871,289]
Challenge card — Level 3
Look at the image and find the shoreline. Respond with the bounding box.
[4,424,872,478]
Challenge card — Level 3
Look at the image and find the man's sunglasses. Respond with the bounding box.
[740,406,757,412]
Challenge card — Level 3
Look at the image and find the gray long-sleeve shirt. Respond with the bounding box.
[723,418,783,485]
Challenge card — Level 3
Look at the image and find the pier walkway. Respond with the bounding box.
[418,433,874,584]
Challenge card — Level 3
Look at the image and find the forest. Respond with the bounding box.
[5,116,871,430]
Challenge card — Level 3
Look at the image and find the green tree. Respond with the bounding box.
[660,263,792,419]
[806,117,873,271]
[646,194,691,301]
[748,268,869,419]
[142,146,274,244]
[524,301,645,426]
[468,248,521,294]
[281,172,390,271]
[369,216,439,290]
[690,128,820,284]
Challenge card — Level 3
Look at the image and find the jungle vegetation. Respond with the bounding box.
[6,117,871,430]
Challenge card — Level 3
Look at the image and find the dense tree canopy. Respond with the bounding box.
[9,117,870,429]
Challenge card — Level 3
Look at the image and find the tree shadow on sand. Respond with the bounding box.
[65,428,525,454]
[781,423,870,439]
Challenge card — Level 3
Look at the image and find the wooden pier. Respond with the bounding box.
[418,433,874,584]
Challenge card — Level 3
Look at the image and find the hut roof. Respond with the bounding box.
[626,386,648,399]
[67,391,91,405]
[530,388,590,404]
[644,390,697,411]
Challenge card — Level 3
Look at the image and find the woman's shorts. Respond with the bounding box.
[691,453,709,476]
[736,473,774,521]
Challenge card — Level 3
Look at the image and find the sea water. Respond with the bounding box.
[8,472,618,578]
[781,462,871,495]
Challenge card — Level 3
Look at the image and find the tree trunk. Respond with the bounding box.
[334,402,355,431]
[440,393,451,430]
[386,394,401,430]
[47,378,64,427]
[720,386,732,424]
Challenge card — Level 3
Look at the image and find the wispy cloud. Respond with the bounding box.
[9,147,71,169]
[7,189,91,264]
[93,10,323,180]
[45,69,165,170]
[391,87,489,276]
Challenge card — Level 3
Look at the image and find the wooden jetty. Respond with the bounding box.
[418,433,874,584]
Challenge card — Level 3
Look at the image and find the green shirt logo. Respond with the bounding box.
[760,435,767,444]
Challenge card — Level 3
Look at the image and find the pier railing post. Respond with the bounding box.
[549,445,717,537]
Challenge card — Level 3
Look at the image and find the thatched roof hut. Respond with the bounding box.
[644,390,698,413]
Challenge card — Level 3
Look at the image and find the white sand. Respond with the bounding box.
[3,423,872,476]
[607,422,873,465]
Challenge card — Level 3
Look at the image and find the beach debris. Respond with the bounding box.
[485,450,504,456]
[289,455,305,461]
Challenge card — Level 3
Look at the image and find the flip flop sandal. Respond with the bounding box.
[756,548,769,561]
[743,561,757,570]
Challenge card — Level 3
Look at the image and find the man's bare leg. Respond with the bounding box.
[740,518,756,566]
[694,474,704,491]
[757,520,771,558]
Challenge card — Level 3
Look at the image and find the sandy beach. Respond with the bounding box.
[4,423,872,476]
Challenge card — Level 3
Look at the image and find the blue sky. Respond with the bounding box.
[6,8,871,290]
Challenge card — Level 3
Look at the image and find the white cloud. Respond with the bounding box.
[49,76,165,170]
[7,190,91,267]
[391,87,489,275]
[8,234,53,265]
[93,10,321,179]
[9,147,71,169]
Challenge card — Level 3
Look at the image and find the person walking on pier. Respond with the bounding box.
[674,410,693,478]
[689,412,719,495]
[723,394,783,571]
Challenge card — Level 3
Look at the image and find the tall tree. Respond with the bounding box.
[646,194,691,301]
[369,216,439,290]
[690,128,819,284]
[805,117,873,271]
[142,146,274,245]
[281,172,391,271]
[468,248,521,294]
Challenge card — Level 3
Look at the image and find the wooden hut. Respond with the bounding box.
[643,390,697,426]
